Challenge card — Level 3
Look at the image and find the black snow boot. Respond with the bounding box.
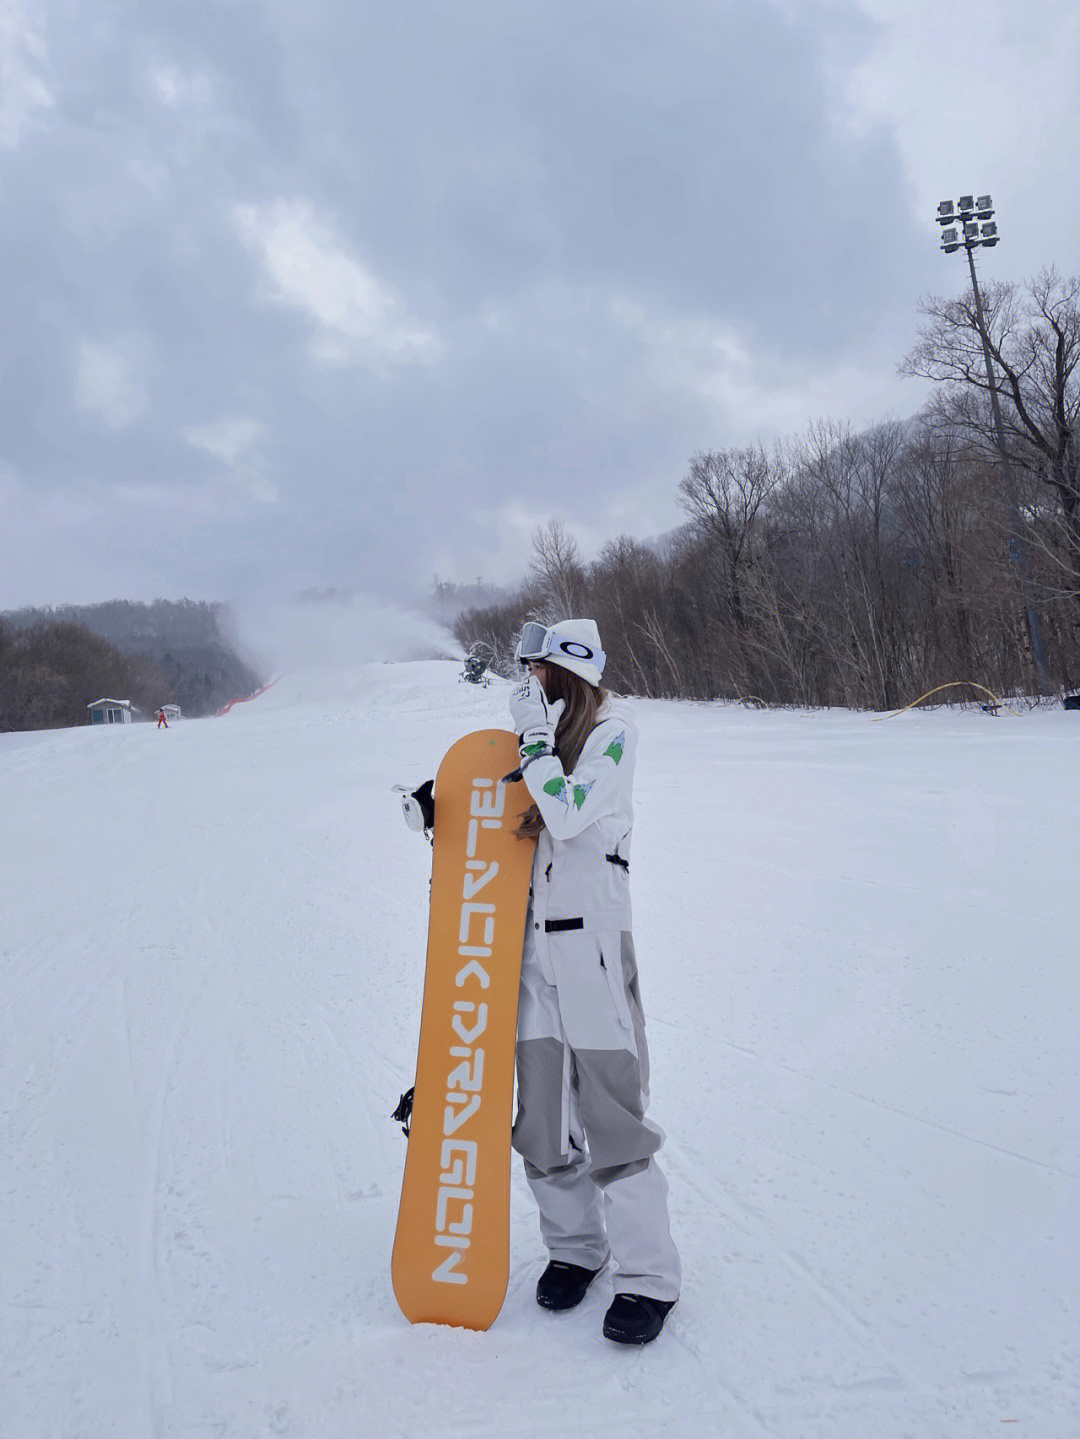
[536,1260,603,1312]
[602,1293,676,1345]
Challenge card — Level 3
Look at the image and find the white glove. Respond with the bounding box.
[509,675,565,762]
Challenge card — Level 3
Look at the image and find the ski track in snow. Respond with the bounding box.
[2,662,1078,1439]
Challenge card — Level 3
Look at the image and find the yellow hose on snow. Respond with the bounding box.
[872,681,1023,720]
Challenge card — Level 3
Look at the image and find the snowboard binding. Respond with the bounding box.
[393,780,435,839]
[391,1086,414,1137]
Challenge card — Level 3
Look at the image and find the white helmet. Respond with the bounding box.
[515,618,606,687]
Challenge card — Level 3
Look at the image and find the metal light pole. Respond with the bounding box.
[936,195,1051,693]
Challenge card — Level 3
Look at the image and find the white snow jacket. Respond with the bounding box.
[521,700,636,933]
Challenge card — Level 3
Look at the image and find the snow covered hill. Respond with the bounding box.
[3,662,1077,1438]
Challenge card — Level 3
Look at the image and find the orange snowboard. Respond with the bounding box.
[391,729,536,1329]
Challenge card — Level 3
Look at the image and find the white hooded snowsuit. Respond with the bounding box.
[512,701,681,1302]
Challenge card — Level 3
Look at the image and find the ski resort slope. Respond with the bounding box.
[3,661,1077,1439]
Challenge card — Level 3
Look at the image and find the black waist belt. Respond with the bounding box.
[544,917,584,932]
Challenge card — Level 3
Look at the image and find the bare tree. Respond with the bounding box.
[902,269,1080,611]
[784,420,912,708]
[529,518,586,617]
[890,428,983,677]
[678,445,779,631]
[589,536,663,696]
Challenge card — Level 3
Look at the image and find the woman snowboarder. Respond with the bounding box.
[400,618,680,1344]
[506,618,680,1344]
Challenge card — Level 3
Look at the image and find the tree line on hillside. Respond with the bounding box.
[454,270,1079,709]
[0,600,263,732]
[0,620,162,731]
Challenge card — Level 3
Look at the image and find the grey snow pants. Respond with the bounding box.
[511,924,681,1302]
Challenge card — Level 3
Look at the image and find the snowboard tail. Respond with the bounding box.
[391,729,536,1330]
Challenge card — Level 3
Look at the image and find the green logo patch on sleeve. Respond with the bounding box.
[603,730,626,765]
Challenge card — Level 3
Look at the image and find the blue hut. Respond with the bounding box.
[87,698,133,725]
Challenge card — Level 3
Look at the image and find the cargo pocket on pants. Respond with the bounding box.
[598,931,634,1039]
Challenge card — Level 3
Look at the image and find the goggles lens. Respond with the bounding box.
[516,621,552,663]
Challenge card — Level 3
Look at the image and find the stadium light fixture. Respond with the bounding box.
[936,194,999,255]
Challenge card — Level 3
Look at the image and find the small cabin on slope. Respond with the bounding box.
[87,698,133,725]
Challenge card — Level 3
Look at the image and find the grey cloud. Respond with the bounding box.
[0,0,1011,608]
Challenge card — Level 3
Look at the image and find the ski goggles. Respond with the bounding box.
[514,622,606,673]
[515,622,558,664]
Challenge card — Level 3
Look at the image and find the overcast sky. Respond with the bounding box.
[2,0,1078,612]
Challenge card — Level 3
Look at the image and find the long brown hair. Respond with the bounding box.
[515,664,608,840]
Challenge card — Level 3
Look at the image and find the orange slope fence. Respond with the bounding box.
[215,678,278,717]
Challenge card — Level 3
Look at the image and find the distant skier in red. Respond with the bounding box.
[156,709,168,728]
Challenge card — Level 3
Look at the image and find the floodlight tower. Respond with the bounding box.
[935,195,1050,692]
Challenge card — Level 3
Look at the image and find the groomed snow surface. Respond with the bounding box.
[3,661,1077,1439]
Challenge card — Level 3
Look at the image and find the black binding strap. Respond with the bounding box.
[605,852,629,871]
[545,917,584,932]
[391,1086,414,1137]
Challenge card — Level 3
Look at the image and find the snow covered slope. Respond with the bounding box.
[3,663,1077,1438]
